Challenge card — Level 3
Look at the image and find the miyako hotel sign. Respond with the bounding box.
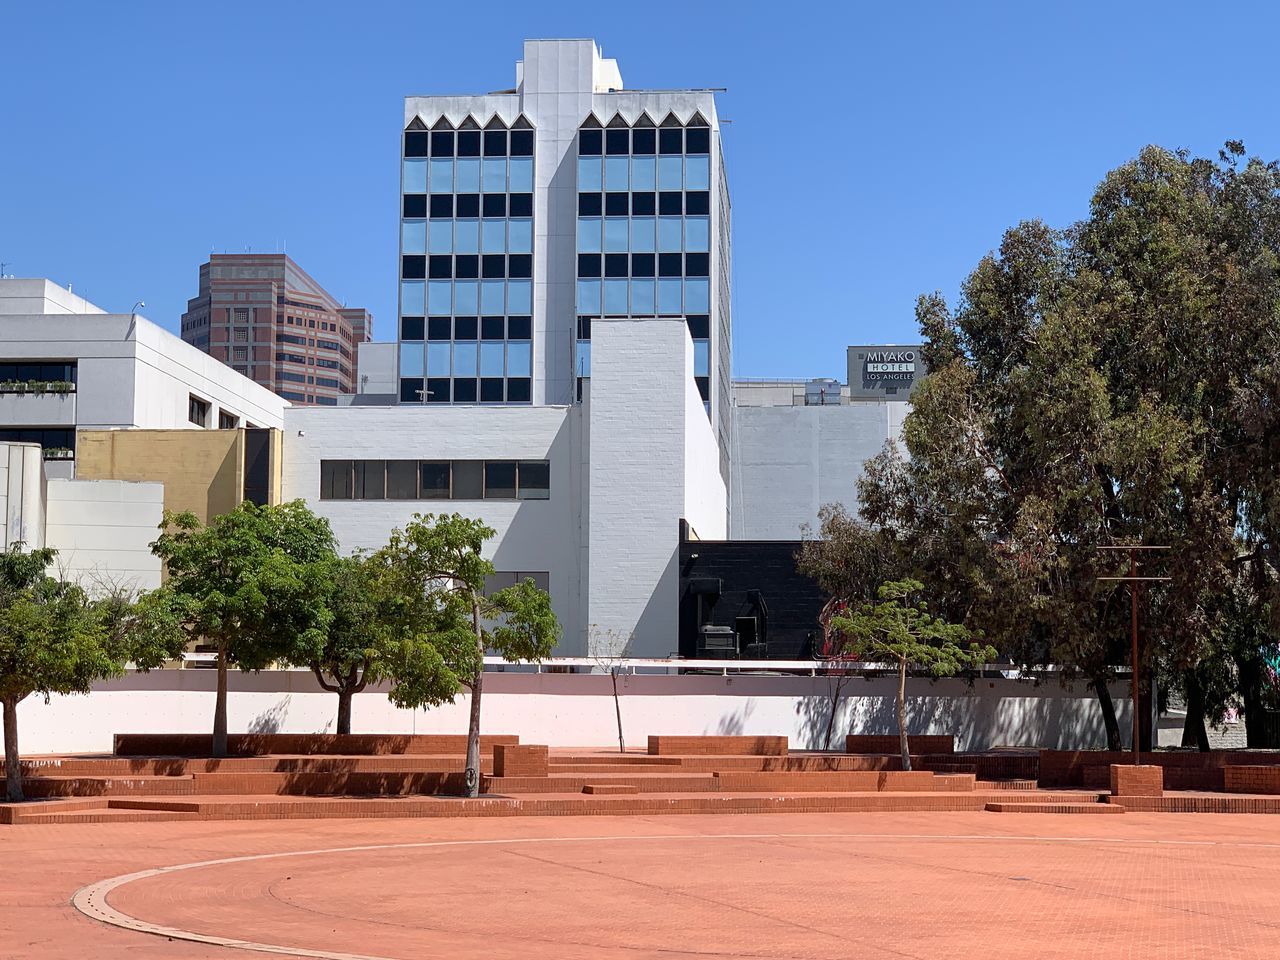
[846,345,925,400]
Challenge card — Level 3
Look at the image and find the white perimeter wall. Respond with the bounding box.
[9,669,1130,755]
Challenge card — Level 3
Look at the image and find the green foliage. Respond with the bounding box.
[829,579,995,675]
[370,513,561,705]
[149,500,337,668]
[857,142,1280,742]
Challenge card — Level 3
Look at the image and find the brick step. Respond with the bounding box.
[187,771,465,796]
[18,775,195,798]
[550,763,682,774]
[113,733,519,757]
[582,784,639,795]
[977,779,1040,791]
[552,755,681,766]
[20,756,482,777]
[9,807,202,824]
[486,773,720,794]
[985,802,1123,814]
[712,771,976,793]
[1107,795,1280,814]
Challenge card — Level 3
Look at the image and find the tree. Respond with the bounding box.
[291,554,393,735]
[150,501,337,758]
[830,579,995,770]
[372,514,560,796]
[0,546,186,802]
[589,626,634,754]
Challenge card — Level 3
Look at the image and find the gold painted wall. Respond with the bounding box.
[75,428,278,524]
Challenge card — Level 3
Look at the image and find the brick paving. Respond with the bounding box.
[5,812,1280,959]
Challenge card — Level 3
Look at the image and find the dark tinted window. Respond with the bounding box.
[510,130,534,156]
[631,128,656,154]
[429,194,453,218]
[386,460,418,499]
[482,193,506,217]
[605,253,629,278]
[578,193,602,216]
[605,129,629,154]
[426,377,450,403]
[453,316,478,340]
[578,129,602,155]
[659,192,683,215]
[455,193,480,218]
[578,254,601,278]
[481,316,505,340]
[454,255,479,279]
[480,378,504,402]
[605,192,629,216]
[508,316,532,339]
[404,132,428,157]
[399,378,424,402]
[631,253,655,277]
[354,460,385,499]
[519,461,550,500]
[400,316,425,341]
[456,130,480,157]
[686,315,710,339]
[685,191,710,215]
[484,461,517,498]
[482,254,505,278]
[631,192,656,216]
[453,459,483,498]
[507,377,531,402]
[403,194,427,218]
[685,252,710,277]
[659,253,683,277]
[483,130,507,156]
[685,127,710,153]
[453,377,478,402]
[508,193,533,217]
[420,461,451,498]
[659,129,683,154]
[320,460,352,500]
[431,131,454,156]
[428,255,452,279]
[508,254,532,278]
[427,317,451,340]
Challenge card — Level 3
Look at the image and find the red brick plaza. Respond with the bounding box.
[4,810,1279,959]
[6,732,1280,957]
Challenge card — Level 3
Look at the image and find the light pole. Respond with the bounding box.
[1096,545,1171,763]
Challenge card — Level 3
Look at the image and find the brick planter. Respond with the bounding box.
[1110,764,1163,797]
[493,744,549,778]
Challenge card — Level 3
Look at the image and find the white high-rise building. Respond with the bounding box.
[395,39,732,482]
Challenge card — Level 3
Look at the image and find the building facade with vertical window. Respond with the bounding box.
[396,39,732,484]
[181,254,372,406]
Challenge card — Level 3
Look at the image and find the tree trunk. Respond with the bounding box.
[1237,655,1276,749]
[3,696,22,804]
[897,659,911,772]
[1180,672,1210,752]
[823,673,849,751]
[212,644,229,759]
[610,667,625,754]
[1093,674,1122,751]
[336,688,353,736]
[463,598,484,798]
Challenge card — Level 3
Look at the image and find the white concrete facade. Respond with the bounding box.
[286,317,725,658]
[0,278,287,478]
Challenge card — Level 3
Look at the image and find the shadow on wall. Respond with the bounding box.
[713,698,755,736]
[793,675,1121,751]
[247,697,291,734]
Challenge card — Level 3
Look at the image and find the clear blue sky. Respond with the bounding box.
[3,1,1277,380]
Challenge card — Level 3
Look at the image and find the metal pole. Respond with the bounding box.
[1130,548,1140,765]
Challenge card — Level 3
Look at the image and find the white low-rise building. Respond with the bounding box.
[0,279,287,478]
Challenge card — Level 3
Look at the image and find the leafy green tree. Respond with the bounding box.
[290,553,393,735]
[829,579,994,770]
[858,143,1280,748]
[150,501,337,757]
[371,513,560,797]
[0,545,186,802]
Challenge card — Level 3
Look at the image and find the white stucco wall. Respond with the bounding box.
[1,443,46,550]
[730,401,907,539]
[9,668,1129,755]
[44,478,163,593]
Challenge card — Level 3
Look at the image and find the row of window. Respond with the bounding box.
[578,191,709,217]
[579,126,709,156]
[578,216,709,253]
[0,361,78,385]
[404,129,534,159]
[403,194,533,219]
[0,427,76,457]
[278,371,342,388]
[400,340,532,379]
[320,458,549,501]
[576,278,711,316]
[402,218,533,255]
[275,352,349,376]
[401,315,531,342]
[576,315,710,341]
[399,377,531,404]
[402,254,533,280]
[276,333,341,350]
[401,280,533,317]
[577,155,710,193]
[404,157,534,194]
[577,253,709,278]
[281,391,338,405]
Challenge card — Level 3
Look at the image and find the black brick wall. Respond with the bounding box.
[678,538,826,659]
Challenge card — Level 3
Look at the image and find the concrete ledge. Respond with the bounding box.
[847,735,955,754]
[493,744,549,778]
[112,733,519,757]
[1110,764,1163,797]
[647,736,788,756]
